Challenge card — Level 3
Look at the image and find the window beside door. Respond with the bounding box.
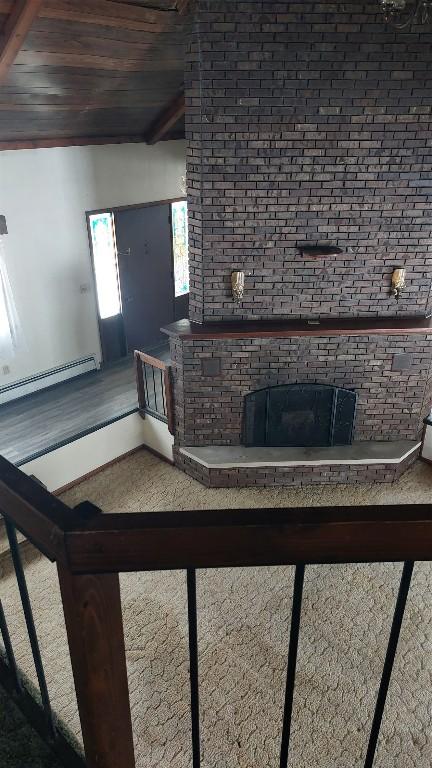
[171,200,189,298]
[88,212,122,320]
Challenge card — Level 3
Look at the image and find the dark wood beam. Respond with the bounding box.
[0,99,166,110]
[16,50,181,70]
[145,91,185,145]
[0,134,147,151]
[0,0,44,84]
[63,504,432,574]
[176,0,193,14]
[0,0,180,32]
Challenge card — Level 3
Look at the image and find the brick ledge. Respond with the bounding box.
[179,441,420,469]
[162,317,432,341]
[174,446,420,487]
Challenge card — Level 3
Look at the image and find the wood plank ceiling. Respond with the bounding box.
[0,0,189,149]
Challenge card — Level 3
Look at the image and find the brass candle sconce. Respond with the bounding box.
[391,267,406,300]
[231,270,245,302]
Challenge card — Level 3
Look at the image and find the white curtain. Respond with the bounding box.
[0,236,21,361]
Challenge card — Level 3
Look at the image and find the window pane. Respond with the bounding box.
[171,201,189,297]
[89,212,121,319]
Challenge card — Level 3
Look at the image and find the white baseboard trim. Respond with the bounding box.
[0,356,98,404]
[20,412,173,493]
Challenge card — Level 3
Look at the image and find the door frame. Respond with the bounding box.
[87,197,185,217]
[86,197,186,365]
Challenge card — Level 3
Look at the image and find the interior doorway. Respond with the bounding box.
[87,198,188,364]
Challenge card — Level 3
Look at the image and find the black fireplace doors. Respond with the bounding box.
[242,384,357,448]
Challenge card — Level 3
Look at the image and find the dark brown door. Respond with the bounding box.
[114,204,175,352]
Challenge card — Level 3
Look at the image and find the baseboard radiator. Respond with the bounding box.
[0,356,97,405]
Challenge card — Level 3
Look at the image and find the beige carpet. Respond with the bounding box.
[1,450,432,767]
[62,448,432,512]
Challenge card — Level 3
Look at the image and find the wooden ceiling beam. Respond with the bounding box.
[0,100,170,110]
[146,91,185,145]
[0,0,44,83]
[16,50,182,70]
[176,0,193,14]
[0,0,180,32]
[0,134,147,150]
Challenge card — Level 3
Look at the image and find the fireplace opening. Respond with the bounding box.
[242,384,357,448]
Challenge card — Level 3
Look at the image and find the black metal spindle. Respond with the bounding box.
[143,362,150,407]
[151,366,157,411]
[0,598,22,694]
[4,519,56,739]
[187,568,201,768]
[279,564,305,768]
[161,369,167,416]
[364,560,414,768]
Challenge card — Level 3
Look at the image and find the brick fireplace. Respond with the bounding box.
[163,0,432,487]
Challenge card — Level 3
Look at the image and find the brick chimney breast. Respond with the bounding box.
[185,0,432,323]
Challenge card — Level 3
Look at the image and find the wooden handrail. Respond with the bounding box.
[0,456,100,560]
[63,505,432,573]
[134,349,168,371]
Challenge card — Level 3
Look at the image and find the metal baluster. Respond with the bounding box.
[161,369,167,417]
[364,560,414,768]
[279,564,305,768]
[151,366,157,412]
[187,569,201,768]
[143,363,150,408]
[5,519,56,739]
[0,598,22,694]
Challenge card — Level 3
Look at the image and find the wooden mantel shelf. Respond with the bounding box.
[161,316,432,341]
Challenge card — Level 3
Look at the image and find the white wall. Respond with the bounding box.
[21,412,173,493]
[0,140,186,388]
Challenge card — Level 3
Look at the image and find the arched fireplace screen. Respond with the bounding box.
[242,384,357,448]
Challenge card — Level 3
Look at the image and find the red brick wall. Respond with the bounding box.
[186,0,432,322]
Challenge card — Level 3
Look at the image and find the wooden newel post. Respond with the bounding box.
[57,566,136,768]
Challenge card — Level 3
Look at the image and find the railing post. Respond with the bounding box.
[134,351,146,413]
[57,566,136,768]
[164,365,175,435]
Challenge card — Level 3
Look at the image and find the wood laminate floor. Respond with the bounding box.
[0,349,170,466]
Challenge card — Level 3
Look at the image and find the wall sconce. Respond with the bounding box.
[231,270,245,302]
[391,267,406,300]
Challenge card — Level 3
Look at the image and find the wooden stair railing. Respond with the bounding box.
[1,454,432,768]
[134,349,175,435]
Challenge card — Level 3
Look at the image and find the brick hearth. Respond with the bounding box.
[169,0,432,487]
[174,445,419,488]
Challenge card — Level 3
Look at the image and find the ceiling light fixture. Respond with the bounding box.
[379,0,432,29]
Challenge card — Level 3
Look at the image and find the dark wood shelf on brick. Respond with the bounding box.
[161,316,432,341]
